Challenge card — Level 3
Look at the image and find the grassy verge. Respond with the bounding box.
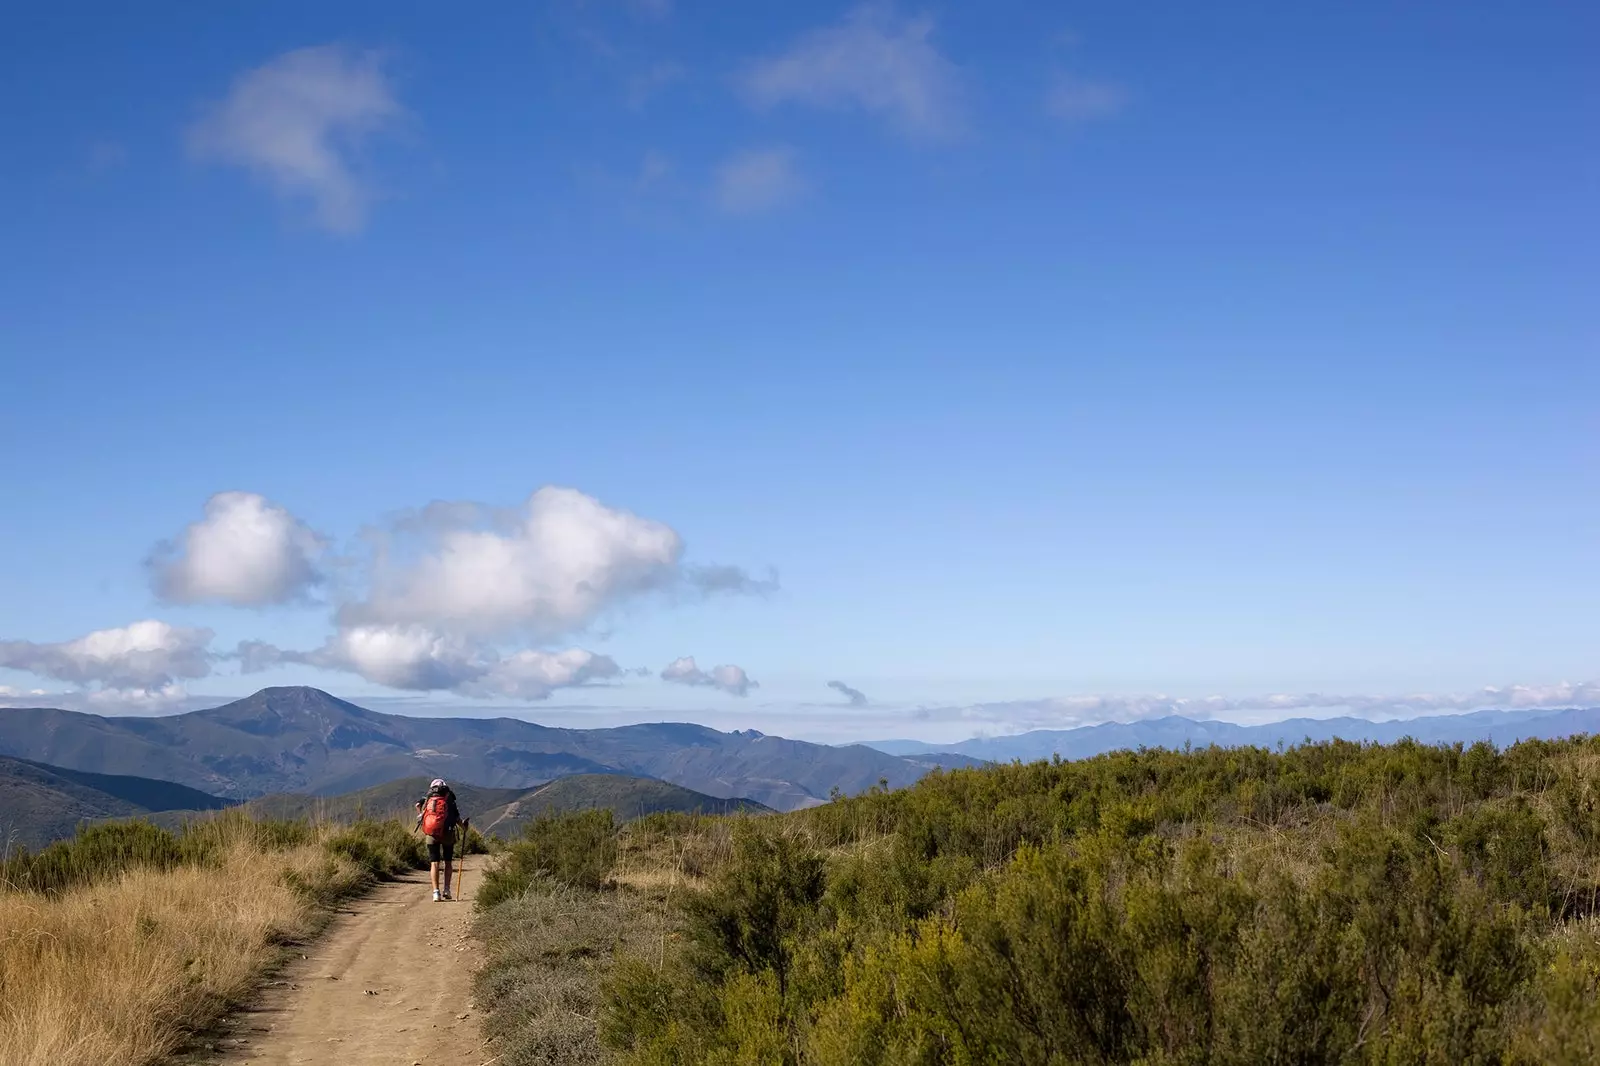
[471,810,694,1065]
[474,879,675,1065]
[0,813,428,1065]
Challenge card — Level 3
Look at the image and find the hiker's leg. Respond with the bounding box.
[443,859,454,894]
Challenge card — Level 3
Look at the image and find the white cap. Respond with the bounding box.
[430,778,446,788]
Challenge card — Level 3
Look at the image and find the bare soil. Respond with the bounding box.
[177,867,485,1066]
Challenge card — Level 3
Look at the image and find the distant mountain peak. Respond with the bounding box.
[199,686,378,738]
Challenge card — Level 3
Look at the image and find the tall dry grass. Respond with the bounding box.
[0,824,387,1066]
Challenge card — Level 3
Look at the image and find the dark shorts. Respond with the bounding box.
[425,832,455,864]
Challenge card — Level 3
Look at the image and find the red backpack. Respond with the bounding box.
[421,793,450,836]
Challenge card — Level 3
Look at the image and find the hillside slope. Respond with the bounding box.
[0,756,231,850]
[477,774,769,838]
[0,687,971,811]
[241,777,530,826]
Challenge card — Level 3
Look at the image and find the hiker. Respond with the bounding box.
[414,778,468,902]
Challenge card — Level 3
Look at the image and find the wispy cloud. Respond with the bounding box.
[627,61,686,108]
[1045,75,1126,124]
[661,656,758,697]
[740,6,966,140]
[86,139,128,172]
[828,680,869,706]
[629,0,673,19]
[188,44,404,233]
[714,147,805,215]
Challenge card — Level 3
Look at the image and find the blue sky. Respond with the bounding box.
[1,2,1596,741]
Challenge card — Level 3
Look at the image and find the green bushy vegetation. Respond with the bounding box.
[477,810,621,911]
[584,736,1600,1065]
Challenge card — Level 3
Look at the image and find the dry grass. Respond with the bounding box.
[473,880,676,1066]
[611,817,733,893]
[0,835,370,1066]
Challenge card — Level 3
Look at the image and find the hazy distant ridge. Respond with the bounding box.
[0,686,979,812]
[865,706,1600,763]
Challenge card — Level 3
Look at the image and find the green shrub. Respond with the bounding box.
[1,821,193,895]
[592,735,1600,1065]
[679,825,825,994]
[477,810,619,911]
[323,818,427,881]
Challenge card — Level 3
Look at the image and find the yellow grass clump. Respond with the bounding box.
[0,839,366,1066]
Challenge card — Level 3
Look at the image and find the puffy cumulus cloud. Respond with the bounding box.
[741,6,965,140]
[345,486,768,641]
[239,625,620,701]
[188,44,403,233]
[463,648,621,701]
[828,680,869,706]
[316,625,482,692]
[148,491,326,607]
[661,656,757,697]
[0,621,215,694]
[22,484,768,706]
[714,146,805,215]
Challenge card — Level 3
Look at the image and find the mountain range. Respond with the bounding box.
[866,706,1600,763]
[0,686,981,812]
[0,755,231,851]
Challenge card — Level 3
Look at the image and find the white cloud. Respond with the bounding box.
[1045,75,1126,123]
[14,484,769,706]
[240,625,620,701]
[0,686,47,699]
[148,491,326,607]
[317,625,483,692]
[0,621,215,694]
[661,656,757,697]
[715,147,805,215]
[82,684,194,712]
[741,6,965,140]
[465,648,622,701]
[828,679,869,706]
[345,486,763,642]
[940,680,1600,733]
[188,44,403,233]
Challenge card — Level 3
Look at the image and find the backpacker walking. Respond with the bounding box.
[415,778,468,902]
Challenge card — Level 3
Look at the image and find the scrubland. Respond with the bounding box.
[472,736,1600,1066]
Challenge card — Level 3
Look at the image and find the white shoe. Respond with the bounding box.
[432,890,441,902]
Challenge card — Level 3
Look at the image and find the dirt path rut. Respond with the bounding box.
[194,868,486,1066]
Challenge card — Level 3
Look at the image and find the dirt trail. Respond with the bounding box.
[187,867,487,1066]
